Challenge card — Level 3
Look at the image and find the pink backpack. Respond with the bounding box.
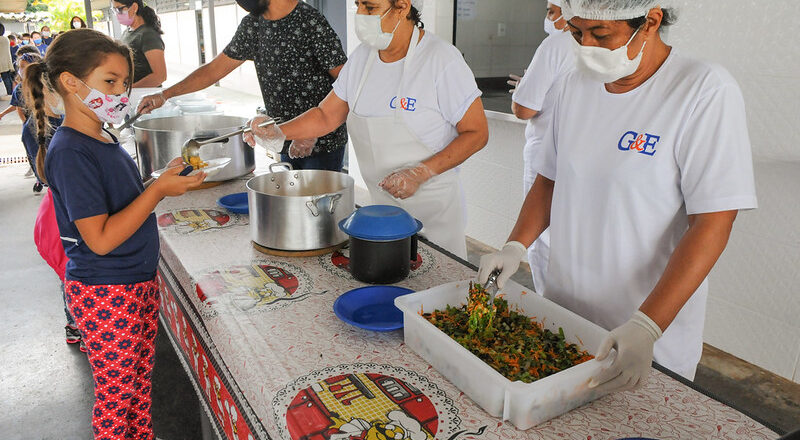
[33,189,68,282]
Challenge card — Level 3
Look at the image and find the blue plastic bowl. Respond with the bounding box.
[333,286,414,332]
[217,192,249,214]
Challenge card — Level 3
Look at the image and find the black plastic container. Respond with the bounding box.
[339,205,423,285]
[349,235,419,284]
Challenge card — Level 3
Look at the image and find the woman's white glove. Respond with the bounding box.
[379,162,436,199]
[507,69,527,93]
[288,138,317,159]
[477,241,527,289]
[589,311,662,393]
[244,115,286,153]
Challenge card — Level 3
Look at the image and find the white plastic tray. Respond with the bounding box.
[394,279,613,429]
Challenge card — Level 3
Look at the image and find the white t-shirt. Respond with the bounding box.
[532,50,758,378]
[513,30,576,190]
[513,30,575,114]
[333,32,482,153]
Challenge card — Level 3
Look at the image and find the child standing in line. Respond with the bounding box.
[25,29,205,440]
[1,51,48,190]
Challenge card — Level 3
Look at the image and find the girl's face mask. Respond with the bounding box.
[76,79,130,125]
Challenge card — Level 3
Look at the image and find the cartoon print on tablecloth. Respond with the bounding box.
[157,208,247,234]
[318,246,435,281]
[193,260,319,316]
[273,364,487,440]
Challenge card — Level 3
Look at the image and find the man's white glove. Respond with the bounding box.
[243,115,286,153]
[477,241,527,289]
[288,138,317,159]
[589,311,662,393]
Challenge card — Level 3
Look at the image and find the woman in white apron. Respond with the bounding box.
[479,0,757,392]
[246,0,488,259]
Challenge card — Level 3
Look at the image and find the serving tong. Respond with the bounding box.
[484,269,501,307]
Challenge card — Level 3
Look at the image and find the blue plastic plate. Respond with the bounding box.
[217,192,249,214]
[333,286,414,332]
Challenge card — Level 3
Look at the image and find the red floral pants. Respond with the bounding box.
[65,279,159,440]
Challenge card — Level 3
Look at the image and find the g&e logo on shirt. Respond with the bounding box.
[618,131,660,156]
[390,96,417,112]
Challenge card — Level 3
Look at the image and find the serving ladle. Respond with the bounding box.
[181,117,279,164]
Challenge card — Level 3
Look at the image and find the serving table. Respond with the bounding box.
[154,175,778,440]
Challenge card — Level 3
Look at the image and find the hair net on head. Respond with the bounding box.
[549,0,563,7]
[562,0,663,21]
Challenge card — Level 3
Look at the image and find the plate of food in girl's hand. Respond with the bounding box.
[151,157,231,179]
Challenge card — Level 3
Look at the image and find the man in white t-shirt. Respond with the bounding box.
[479,0,756,392]
[509,0,576,294]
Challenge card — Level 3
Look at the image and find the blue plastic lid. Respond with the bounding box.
[338,205,422,242]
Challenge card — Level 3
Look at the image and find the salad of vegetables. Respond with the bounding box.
[422,282,594,383]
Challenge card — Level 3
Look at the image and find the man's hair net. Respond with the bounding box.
[562,0,664,21]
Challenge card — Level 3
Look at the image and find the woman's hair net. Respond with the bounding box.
[412,0,423,9]
[562,0,665,21]
[549,0,563,7]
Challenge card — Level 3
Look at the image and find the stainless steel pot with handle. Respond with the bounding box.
[133,115,255,182]
[247,163,355,251]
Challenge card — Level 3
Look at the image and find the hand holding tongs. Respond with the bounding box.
[182,117,280,163]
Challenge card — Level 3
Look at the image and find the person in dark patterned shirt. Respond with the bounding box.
[137,0,347,171]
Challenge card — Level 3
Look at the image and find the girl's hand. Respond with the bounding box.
[153,163,206,197]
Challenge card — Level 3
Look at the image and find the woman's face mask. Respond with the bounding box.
[355,7,401,50]
[116,9,134,26]
[73,20,82,28]
[544,14,563,35]
[42,31,51,38]
[573,27,646,83]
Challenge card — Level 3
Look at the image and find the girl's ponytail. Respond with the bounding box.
[22,62,51,185]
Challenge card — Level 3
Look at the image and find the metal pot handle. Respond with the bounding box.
[305,193,343,217]
[269,162,293,173]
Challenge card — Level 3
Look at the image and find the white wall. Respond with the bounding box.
[665,0,800,382]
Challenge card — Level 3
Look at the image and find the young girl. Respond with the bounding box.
[25,28,205,439]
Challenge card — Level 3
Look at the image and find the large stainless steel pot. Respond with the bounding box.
[247,163,355,251]
[133,115,255,182]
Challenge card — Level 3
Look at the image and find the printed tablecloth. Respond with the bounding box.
[155,177,777,440]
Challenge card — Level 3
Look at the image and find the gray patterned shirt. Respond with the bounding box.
[223,3,348,154]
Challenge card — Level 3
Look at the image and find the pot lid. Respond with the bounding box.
[338,205,423,241]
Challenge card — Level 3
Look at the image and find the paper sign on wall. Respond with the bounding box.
[457,0,477,20]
